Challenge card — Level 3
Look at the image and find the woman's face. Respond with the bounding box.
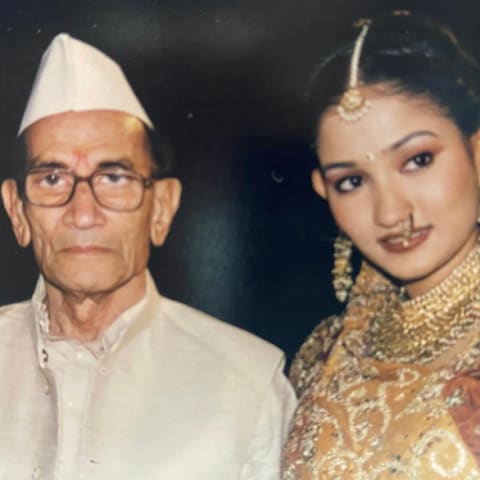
[314,87,480,296]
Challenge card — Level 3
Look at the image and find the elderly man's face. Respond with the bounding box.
[2,110,180,297]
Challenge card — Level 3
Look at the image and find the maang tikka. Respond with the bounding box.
[337,19,372,122]
[332,233,353,302]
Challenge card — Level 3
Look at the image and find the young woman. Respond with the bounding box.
[282,12,480,479]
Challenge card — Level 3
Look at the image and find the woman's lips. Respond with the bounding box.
[378,226,431,253]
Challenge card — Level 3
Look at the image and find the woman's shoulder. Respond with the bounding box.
[289,314,344,397]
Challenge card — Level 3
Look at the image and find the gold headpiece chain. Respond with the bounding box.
[337,20,372,122]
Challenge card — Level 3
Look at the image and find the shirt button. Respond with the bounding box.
[32,466,40,478]
[67,401,74,409]
[41,348,48,364]
[76,352,84,360]
[99,366,108,375]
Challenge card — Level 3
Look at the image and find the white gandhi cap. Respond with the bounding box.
[18,33,153,136]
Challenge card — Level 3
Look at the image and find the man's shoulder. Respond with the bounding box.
[0,299,35,347]
[0,299,33,324]
[156,296,285,376]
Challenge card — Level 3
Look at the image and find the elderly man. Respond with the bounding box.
[0,34,296,478]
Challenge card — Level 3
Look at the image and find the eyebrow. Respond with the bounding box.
[27,160,65,170]
[320,130,438,174]
[389,130,437,151]
[28,157,134,170]
[320,161,356,174]
[97,159,134,170]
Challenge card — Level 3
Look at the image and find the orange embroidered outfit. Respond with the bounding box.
[282,245,480,479]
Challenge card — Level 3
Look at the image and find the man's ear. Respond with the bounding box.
[150,178,182,246]
[311,168,327,199]
[1,179,31,247]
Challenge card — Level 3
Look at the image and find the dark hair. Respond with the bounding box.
[144,126,174,178]
[308,12,480,138]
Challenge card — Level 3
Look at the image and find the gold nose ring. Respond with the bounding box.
[398,215,413,247]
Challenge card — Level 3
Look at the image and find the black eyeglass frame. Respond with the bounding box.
[21,166,156,212]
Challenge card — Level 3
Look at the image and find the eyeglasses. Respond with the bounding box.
[23,166,155,212]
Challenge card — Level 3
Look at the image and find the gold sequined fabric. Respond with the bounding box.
[283,250,480,479]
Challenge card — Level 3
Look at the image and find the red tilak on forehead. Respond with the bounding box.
[72,150,90,168]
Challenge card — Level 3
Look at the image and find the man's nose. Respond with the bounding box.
[63,181,105,228]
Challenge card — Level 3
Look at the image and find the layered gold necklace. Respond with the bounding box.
[365,241,480,364]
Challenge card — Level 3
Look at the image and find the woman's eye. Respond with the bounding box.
[404,152,433,171]
[334,175,363,193]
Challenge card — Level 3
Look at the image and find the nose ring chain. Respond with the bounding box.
[397,214,413,247]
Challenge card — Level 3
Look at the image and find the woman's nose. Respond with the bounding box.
[373,183,413,229]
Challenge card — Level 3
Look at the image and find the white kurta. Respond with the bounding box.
[0,273,296,479]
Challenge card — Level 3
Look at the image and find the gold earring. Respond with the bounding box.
[477,187,480,223]
[332,233,353,302]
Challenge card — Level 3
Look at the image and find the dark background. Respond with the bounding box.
[0,0,478,365]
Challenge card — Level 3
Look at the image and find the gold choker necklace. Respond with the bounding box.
[365,242,480,364]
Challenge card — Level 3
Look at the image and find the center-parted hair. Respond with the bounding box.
[308,12,480,138]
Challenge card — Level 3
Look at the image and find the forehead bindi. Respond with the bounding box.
[317,92,456,166]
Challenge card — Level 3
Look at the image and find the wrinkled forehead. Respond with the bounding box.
[23,110,151,170]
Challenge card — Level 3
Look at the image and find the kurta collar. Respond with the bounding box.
[31,271,162,368]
